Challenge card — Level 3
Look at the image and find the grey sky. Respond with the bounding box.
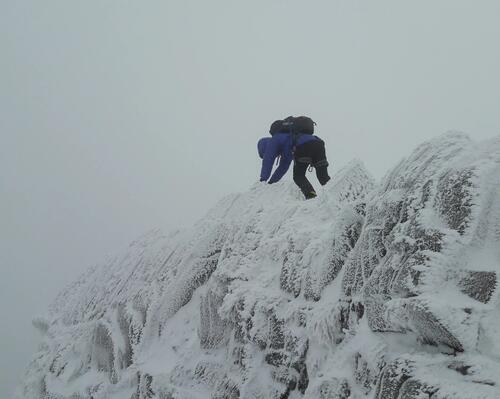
[1,1,500,396]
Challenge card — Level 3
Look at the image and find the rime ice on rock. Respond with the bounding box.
[19,134,500,399]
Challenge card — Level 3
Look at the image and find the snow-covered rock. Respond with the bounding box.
[19,133,500,399]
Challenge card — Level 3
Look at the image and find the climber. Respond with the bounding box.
[258,116,331,199]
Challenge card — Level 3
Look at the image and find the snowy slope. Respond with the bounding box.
[19,133,500,399]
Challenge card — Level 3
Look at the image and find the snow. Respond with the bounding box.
[17,133,500,398]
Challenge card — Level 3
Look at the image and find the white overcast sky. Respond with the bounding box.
[2,1,500,396]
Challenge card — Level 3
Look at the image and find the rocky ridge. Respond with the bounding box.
[20,133,500,399]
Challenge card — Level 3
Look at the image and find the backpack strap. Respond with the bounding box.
[296,156,313,164]
[292,130,304,150]
[281,117,300,153]
[313,159,329,168]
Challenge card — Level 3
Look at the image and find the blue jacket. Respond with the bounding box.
[258,133,319,183]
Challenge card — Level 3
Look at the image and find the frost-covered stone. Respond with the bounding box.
[317,378,351,399]
[457,270,497,304]
[405,299,465,352]
[375,353,499,399]
[342,133,500,356]
[212,378,239,399]
[398,378,435,399]
[374,358,413,399]
[199,280,230,349]
[354,352,379,394]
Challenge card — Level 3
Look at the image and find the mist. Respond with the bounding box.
[2,1,500,396]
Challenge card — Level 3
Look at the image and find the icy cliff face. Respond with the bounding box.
[20,133,500,399]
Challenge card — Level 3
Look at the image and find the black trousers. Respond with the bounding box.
[293,140,330,199]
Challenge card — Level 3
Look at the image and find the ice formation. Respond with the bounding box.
[19,133,500,398]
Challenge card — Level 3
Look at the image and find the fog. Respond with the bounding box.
[2,1,500,396]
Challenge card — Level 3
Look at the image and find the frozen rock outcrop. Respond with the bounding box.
[19,133,500,399]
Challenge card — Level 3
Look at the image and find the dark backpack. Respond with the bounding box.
[269,119,288,135]
[293,116,315,135]
[269,116,315,136]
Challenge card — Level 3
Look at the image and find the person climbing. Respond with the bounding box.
[258,116,331,199]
